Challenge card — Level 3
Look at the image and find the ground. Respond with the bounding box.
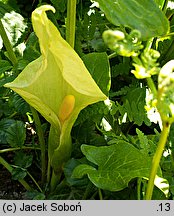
[0,166,26,199]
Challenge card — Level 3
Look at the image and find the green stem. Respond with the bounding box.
[0,146,40,154]
[146,77,157,97]
[47,159,51,184]
[8,111,18,119]
[27,171,42,193]
[108,52,117,59]
[145,121,170,200]
[0,19,18,66]
[145,38,154,51]
[98,188,103,200]
[137,178,142,200]
[162,0,169,13]
[30,106,46,185]
[142,38,158,97]
[66,0,77,48]
[50,171,61,192]
[0,156,32,191]
[82,181,95,199]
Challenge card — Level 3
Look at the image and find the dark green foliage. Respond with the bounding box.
[23,32,40,62]
[75,4,109,55]
[50,0,67,20]
[10,93,30,115]
[12,152,33,180]
[117,86,151,126]
[0,2,13,18]
[12,167,27,180]
[64,158,89,187]
[82,52,110,96]
[0,60,12,75]
[14,151,33,169]
[6,120,26,147]
[74,101,109,127]
[0,118,16,144]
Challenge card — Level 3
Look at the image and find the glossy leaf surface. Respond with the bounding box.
[6,120,26,148]
[95,0,169,40]
[82,52,111,96]
[72,141,151,191]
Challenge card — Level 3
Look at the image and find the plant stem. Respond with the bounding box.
[145,121,170,200]
[27,171,43,193]
[145,38,154,51]
[66,0,77,48]
[0,19,18,66]
[0,156,32,191]
[146,77,157,97]
[0,146,40,154]
[47,159,51,184]
[50,171,61,192]
[143,38,158,97]
[30,106,46,185]
[98,188,103,200]
[162,0,169,13]
[82,181,94,199]
[137,178,142,200]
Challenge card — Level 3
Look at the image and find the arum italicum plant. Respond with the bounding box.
[4,5,107,190]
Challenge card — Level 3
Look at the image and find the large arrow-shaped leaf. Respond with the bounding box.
[72,141,151,191]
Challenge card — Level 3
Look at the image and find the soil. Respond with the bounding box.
[0,167,27,200]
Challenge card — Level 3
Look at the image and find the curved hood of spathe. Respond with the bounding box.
[4,5,107,128]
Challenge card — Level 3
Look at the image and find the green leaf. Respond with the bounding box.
[23,32,40,62]
[0,60,12,75]
[10,93,30,115]
[14,152,33,169]
[64,158,89,186]
[6,120,26,147]
[82,52,111,96]
[154,0,165,8]
[0,118,16,144]
[0,0,19,12]
[72,141,151,191]
[74,101,109,126]
[50,0,66,13]
[0,2,12,19]
[25,191,46,200]
[117,86,151,126]
[12,167,27,180]
[95,0,169,40]
[136,128,149,154]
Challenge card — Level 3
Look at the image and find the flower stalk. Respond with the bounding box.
[66,0,77,48]
[30,106,46,185]
[145,121,170,200]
